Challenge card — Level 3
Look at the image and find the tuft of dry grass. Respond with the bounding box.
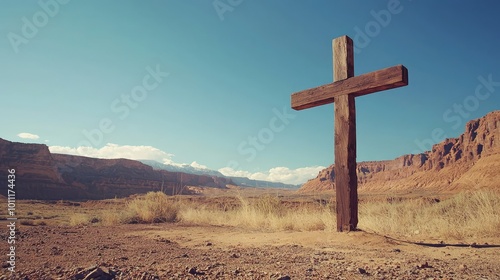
[63,192,180,226]
[69,213,92,226]
[99,209,128,226]
[124,191,179,223]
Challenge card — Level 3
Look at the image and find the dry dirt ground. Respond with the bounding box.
[1,222,500,279]
[1,189,499,280]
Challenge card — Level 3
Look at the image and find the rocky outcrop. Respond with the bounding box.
[299,110,500,193]
[0,139,233,200]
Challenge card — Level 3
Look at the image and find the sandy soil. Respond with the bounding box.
[1,222,499,280]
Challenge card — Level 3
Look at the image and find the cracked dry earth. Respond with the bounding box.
[1,223,499,280]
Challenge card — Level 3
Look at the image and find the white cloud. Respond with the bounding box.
[218,168,253,178]
[50,143,222,173]
[219,165,325,185]
[49,143,175,164]
[17,132,39,139]
[190,161,208,170]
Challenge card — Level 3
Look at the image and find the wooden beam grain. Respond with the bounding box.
[291,65,408,110]
[332,36,358,232]
[334,94,358,232]
[333,36,354,81]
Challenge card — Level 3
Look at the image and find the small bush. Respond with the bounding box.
[126,192,179,223]
[100,210,128,226]
[69,213,91,226]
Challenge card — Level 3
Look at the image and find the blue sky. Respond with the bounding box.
[1,1,499,184]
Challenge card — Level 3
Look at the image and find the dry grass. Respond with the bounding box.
[178,194,336,231]
[7,189,498,241]
[69,213,92,226]
[179,190,500,239]
[97,192,179,225]
[99,209,128,226]
[359,190,500,239]
[126,191,179,223]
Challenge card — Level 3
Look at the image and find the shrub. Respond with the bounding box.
[126,192,179,223]
[69,213,91,226]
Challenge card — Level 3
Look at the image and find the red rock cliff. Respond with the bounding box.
[299,110,500,193]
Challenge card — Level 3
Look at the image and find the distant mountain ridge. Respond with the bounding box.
[0,139,233,200]
[141,160,300,189]
[0,139,300,200]
[229,177,300,189]
[299,110,500,193]
[140,160,226,178]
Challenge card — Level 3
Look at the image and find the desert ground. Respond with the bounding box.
[1,187,499,280]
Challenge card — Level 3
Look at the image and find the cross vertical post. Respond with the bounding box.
[333,36,358,231]
[290,35,408,232]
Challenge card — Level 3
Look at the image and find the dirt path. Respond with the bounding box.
[1,223,499,279]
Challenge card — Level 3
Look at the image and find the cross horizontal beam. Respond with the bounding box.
[291,65,408,110]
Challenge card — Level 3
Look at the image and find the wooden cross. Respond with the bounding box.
[291,35,408,232]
